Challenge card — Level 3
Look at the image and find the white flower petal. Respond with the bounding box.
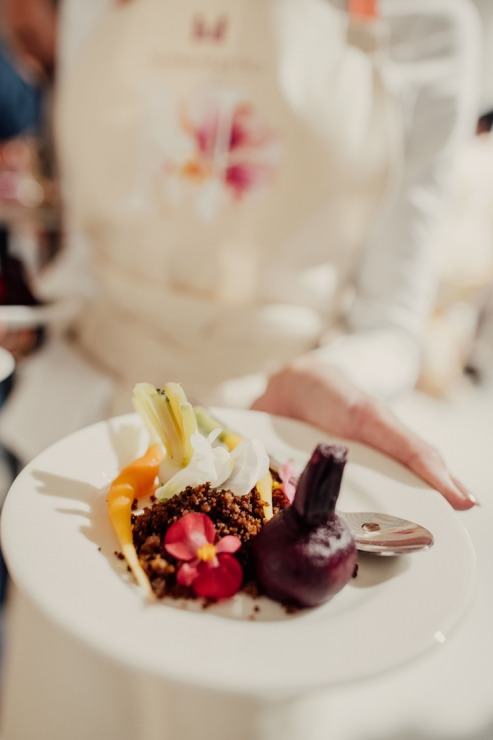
[158,456,181,484]
[223,438,270,496]
[158,464,207,499]
[210,446,235,488]
[207,428,222,444]
[158,431,234,499]
[156,428,269,500]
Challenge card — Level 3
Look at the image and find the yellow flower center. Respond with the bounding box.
[197,543,217,562]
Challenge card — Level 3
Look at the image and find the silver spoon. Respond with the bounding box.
[338,511,434,555]
[197,409,434,556]
[270,458,435,555]
[250,440,434,555]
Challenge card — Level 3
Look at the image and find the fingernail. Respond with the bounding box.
[453,477,480,506]
[463,489,480,506]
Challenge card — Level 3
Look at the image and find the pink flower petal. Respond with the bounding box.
[176,560,200,587]
[164,512,216,561]
[215,535,241,554]
[192,554,243,601]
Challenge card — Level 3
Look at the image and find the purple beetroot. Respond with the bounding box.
[252,444,357,608]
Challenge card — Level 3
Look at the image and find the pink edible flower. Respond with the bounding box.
[164,512,243,600]
[278,461,298,503]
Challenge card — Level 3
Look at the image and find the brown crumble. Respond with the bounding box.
[132,481,290,601]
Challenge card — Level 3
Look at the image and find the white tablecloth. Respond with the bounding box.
[1,381,492,740]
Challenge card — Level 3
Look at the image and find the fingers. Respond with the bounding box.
[252,364,477,510]
[445,480,478,511]
[405,445,478,511]
[253,361,479,511]
[410,460,478,511]
[355,398,479,511]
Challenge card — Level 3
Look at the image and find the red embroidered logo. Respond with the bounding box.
[191,15,228,42]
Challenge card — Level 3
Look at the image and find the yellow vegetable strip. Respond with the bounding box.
[164,382,189,447]
[180,402,198,465]
[255,471,273,521]
[132,384,167,449]
[133,383,198,467]
[222,432,244,451]
[107,444,163,596]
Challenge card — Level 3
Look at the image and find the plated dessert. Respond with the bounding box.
[108,382,357,609]
[0,391,474,693]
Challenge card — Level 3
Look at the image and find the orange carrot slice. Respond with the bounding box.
[111,444,163,498]
[107,445,163,596]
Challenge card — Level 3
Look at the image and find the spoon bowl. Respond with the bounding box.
[339,511,434,555]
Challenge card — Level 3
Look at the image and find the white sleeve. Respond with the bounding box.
[317,0,481,398]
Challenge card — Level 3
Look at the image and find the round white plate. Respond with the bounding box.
[1,409,476,696]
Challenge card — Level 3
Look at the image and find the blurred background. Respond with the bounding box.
[0,22,61,607]
[0,0,492,606]
[418,0,493,397]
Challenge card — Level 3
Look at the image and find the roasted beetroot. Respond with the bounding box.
[252,444,357,608]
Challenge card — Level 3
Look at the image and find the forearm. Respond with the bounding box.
[322,0,481,397]
[252,354,477,510]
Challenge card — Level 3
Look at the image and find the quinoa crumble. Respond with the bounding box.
[131,482,290,600]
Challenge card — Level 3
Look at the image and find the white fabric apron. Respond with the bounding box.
[57,0,399,408]
[1,0,402,461]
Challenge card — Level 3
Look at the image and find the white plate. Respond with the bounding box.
[1,409,476,696]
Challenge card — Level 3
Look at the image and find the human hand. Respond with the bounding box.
[251,356,478,511]
[1,0,58,81]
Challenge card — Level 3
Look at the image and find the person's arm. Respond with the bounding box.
[252,356,478,511]
[253,1,481,511]
[316,0,481,398]
[0,0,58,81]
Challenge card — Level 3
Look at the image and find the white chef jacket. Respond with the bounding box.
[0,0,480,462]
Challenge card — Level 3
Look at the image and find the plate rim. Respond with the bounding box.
[0,409,477,695]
